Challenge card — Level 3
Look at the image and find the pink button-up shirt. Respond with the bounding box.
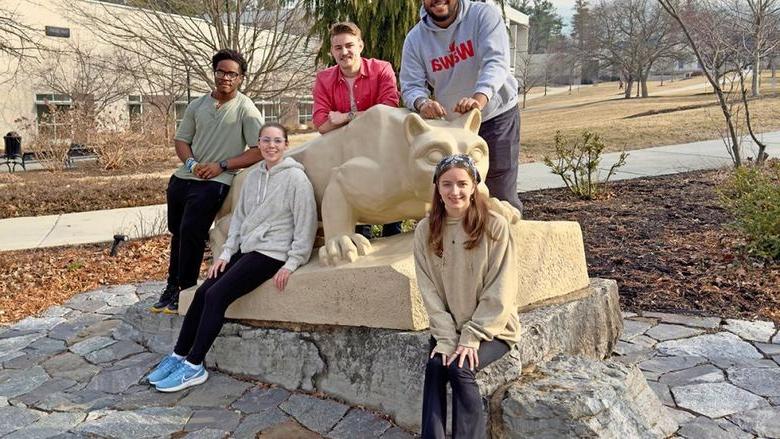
[312,58,400,128]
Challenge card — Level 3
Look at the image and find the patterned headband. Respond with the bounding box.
[433,154,481,184]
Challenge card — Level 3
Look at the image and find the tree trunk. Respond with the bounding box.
[522,91,528,109]
[751,50,760,97]
[640,70,649,98]
[624,77,634,98]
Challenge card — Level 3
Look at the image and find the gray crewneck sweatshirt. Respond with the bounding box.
[400,0,519,122]
[219,157,317,272]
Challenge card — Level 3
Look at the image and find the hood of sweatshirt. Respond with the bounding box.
[257,156,304,176]
[419,0,470,31]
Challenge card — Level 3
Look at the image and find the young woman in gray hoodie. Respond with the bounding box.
[146,122,318,393]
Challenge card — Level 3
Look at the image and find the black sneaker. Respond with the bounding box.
[162,289,181,315]
[150,284,179,313]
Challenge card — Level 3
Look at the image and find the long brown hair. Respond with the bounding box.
[427,165,493,257]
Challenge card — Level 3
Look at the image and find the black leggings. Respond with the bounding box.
[173,251,284,364]
[421,337,510,439]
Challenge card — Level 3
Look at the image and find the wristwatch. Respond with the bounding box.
[347,111,356,121]
[219,160,229,171]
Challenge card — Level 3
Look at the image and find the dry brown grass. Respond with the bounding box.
[520,73,780,162]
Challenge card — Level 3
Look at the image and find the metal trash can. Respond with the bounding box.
[4,132,21,157]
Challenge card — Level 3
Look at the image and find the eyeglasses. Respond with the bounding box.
[214,70,241,80]
[259,136,286,146]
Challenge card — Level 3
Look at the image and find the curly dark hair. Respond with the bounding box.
[211,49,247,75]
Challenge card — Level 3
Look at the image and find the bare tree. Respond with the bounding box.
[737,0,780,96]
[657,0,759,166]
[116,53,188,140]
[517,52,547,108]
[0,6,37,59]
[27,43,134,116]
[64,0,316,101]
[592,0,685,97]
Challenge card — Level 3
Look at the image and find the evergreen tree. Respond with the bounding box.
[510,0,563,53]
[302,0,419,70]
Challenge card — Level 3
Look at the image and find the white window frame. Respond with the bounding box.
[34,93,73,139]
[297,98,313,124]
[255,99,281,123]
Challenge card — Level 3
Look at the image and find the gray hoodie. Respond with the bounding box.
[400,0,518,121]
[219,157,317,272]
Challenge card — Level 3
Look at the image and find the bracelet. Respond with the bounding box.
[185,157,199,173]
[415,97,431,112]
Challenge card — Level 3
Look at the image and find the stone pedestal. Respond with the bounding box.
[180,220,590,330]
[124,278,621,430]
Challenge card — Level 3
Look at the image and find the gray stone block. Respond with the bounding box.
[639,355,707,374]
[728,406,780,438]
[656,332,763,361]
[641,312,721,329]
[279,393,349,434]
[231,386,291,413]
[10,316,66,333]
[184,408,241,432]
[0,406,42,436]
[658,364,723,387]
[672,382,766,417]
[327,408,392,439]
[183,428,229,439]
[36,388,118,412]
[12,378,78,406]
[4,412,86,439]
[84,340,145,364]
[622,319,655,341]
[499,356,677,439]
[724,319,776,343]
[42,353,100,383]
[645,324,704,341]
[380,427,417,439]
[69,336,116,356]
[0,366,50,398]
[727,366,780,397]
[677,416,752,439]
[74,406,192,438]
[233,408,290,439]
[178,373,252,408]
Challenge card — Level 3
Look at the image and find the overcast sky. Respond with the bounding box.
[548,0,577,31]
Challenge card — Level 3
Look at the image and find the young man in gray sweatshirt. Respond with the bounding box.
[401,0,522,211]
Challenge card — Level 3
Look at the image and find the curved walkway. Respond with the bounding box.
[3,131,779,252]
[0,283,777,437]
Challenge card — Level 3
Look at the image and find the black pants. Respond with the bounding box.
[480,106,523,212]
[421,337,510,439]
[166,176,229,290]
[173,251,284,364]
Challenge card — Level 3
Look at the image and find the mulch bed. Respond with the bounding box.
[1,169,777,325]
[522,170,779,323]
[0,170,169,218]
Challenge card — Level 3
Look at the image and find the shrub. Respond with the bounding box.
[543,130,628,200]
[719,160,780,261]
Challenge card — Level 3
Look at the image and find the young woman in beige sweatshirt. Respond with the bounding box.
[414,154,520,439]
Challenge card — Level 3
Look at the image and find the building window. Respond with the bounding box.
[173,96,198,131]
[255,100,280,123]
[35,93,73,139]
[45,26,70,38]
[298,99,313,124]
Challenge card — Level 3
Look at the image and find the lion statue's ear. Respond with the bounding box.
[455,108,482,134]
[404,112,431,144]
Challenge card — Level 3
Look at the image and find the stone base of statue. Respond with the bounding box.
[178,219,591,330]
[124,278,625,431]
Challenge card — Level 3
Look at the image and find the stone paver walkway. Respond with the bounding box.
[0,282,414,439]
[1,283,778,438]
[615,311,780,438]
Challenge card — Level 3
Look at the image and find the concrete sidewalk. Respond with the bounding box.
[4,131,779,252]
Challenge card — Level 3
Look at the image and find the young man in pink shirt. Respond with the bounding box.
[312,22,402,237]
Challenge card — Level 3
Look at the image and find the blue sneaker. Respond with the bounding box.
[147,354,182,385]
[155,361,208,393]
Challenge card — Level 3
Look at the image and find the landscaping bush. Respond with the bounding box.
[543,130,628,200]
[720,160,780,261]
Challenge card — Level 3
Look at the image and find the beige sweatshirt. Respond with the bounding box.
[413,210,520,356]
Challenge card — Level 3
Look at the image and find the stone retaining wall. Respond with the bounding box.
[122,278,621,430]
